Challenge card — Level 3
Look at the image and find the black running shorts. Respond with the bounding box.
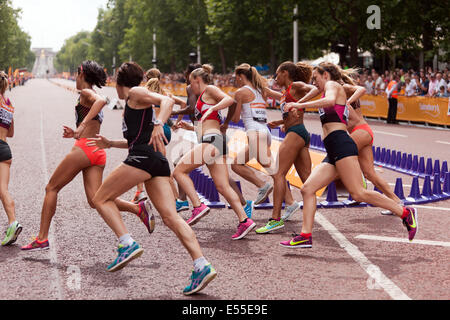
[201,134,228,157]
[0,140,12,162]
[322,130,358,166]
[124,144,171,177]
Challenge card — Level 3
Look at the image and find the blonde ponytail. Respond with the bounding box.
[191,64,214,84]
[235,63,267,94]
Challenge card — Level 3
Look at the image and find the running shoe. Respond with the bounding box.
[187,203,210,226]
[380,209,394,216]
[138,200,155,234]
[254,183,273,205]
[280,233,312,249]
[243,200,254,219]
[402,207,418,241]
[107,241,144,272]
[1,221,22,246]
[183,263,217,296]
[21,237,49,251]
[176,199,190,212]
[132,191,147,204]
[231,219,256,240]
[255,219,285,234]
[281,201,301,221]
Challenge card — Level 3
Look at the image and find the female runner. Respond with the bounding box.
[22,61,150,251]
[340,68,402,213]
[225,63,277,223]
[0,71,22,246]
[280,62,418,248]
[88,62,216,295]
[256,62,317,234]
[173,64,256,240]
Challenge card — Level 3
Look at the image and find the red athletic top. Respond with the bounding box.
[194,89,222,123]
[280,84,303,119]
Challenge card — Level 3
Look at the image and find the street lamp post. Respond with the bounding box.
[293,5,299,63]
[153,29,157,68]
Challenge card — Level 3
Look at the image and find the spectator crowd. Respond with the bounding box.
[355,67,450,98]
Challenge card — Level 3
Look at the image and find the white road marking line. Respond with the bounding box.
[436,140,450,145]
[372,130,408,138]
[40,105,64,300]
[355,235,450,247]
[315,212,411,300]
[412,205,450,212]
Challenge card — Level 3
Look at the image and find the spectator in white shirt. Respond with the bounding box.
[373,72,383,95]
[365,75,375,94]
[436,72,447,94]
[404,76,417,96]
[427,73,439,96]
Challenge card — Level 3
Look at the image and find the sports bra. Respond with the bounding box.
[280,84,303,120]
[318,94,349,126]
[122,101,154,149]
[75,98,104,127]
[0,95,13,130]
[240,85,267,123]
[194,89,222,123]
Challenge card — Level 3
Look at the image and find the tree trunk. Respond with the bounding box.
[349,24,359,67]
[268,30,276,74]
[218,45,226,74]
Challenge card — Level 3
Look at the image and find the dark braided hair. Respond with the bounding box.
[79,60,107,88]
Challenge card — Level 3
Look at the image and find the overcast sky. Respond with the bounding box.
[12,0,109,52]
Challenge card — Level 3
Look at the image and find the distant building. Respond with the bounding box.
[32,48,56,78]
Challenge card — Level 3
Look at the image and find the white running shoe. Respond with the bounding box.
[254,183,273,205]
[282,201,301,221]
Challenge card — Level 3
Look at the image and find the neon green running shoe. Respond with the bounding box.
[362,174,367,189]
[1,221,22,246]
[255,219,284,234]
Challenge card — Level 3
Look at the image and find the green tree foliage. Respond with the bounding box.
[0,0,35,71]
[55,31,92,72]
[56,0,448,74]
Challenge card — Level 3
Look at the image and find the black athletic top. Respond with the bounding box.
[122,101,154,149]
[75,98,103,127]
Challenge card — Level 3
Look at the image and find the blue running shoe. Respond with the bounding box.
[176,199,190,213]
[243,200,254,219]
[107,241,144,272]
[183,263,217,296]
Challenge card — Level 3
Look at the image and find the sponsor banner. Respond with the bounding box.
[361,95,450,125]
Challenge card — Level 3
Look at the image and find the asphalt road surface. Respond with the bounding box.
[0,79,448,300]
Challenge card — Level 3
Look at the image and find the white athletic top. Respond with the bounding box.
[240,85,267,123]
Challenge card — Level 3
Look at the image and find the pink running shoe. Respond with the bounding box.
[187,203,210,226]
[138,200,155,234]
[280,233,312,249]
[231,219,256,240]
[21,237,50,252]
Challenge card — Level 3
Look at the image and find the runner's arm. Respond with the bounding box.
[344,84,366,105]
[287,82,339,111]
[264,87,283,100]
[75,90,107,138]
[7,119,13,137]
